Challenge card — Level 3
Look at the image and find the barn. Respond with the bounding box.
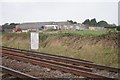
[15,21,88,32]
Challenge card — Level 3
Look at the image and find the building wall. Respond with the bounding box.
[89,27,108,30]
[4,29,13,32]
[89,27,96,30]
[15,22,89,31]
[22,30,28,32]
[96,27,106,30]
[44,25,59,30]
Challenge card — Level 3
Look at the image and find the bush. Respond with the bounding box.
[117,26,120,31]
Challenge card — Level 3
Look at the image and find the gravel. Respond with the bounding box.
[2,57,84,78]
[92,68,119,78]
[2,57,119,79]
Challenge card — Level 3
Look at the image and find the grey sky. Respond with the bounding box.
[1,1,119,25]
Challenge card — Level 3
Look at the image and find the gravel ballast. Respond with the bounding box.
[2,57,84,78]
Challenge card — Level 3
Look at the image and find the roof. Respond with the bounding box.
[16,21,71,29]
[57,21,72,25]
[2,25,16,29]
[16,22,51,29]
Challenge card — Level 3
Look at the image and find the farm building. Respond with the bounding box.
[89,27,96,30]
[95,27,106,30]
[89,26,107,30]
[77,24,88,30]
[13,27,22,32]
[15,21,86,32]
[88,26,117,31]
[15,22,64,32]
[104,26,116,30]
[15,22,48,32]
[2,25,16,32]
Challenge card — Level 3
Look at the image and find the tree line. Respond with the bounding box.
[82,18,116,27]
[82,18,120,31]
[2,23,19,29]
[1,19,120,31]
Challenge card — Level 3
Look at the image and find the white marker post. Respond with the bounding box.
[31,31,39,50]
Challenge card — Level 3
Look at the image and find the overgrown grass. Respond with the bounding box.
[59,30,108,36]
[40,30,111,38]
[1,30,116,41]
[1,31,119,68]
[39,41,118,68]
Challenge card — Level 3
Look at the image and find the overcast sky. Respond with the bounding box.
[0,0,119,25]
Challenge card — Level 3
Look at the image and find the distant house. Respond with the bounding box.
[61,24,74,30]
[69,24,88,30]
[104,26,116,30]
[15,21,89,32]
[95,27,106,30]
[75,25,80,30]
[13,28,22,32]
[89,26,106,30]
[79,24,89,30]
[88,26,115,31]
[60,23,88,30]
[15,22,47,32]
[57,21,73,30]
[44,25,59,30]
[63,25,69,30]
[2,25,16,32]
[15,21,72,31]
[21,29,28,32]
[89,27,96,30]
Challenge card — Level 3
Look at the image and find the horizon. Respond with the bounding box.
[0,19,117,26]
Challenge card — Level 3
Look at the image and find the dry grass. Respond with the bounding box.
[1,32,119,68]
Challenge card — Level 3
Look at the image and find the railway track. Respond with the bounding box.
[1,46,93,63]
[1,46,119,72]
[1,46,119,79]
[0,65,38,80]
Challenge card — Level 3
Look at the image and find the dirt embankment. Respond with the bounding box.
[42,32,118,50]
[1,32,119,67]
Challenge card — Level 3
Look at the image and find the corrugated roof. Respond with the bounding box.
[16,21,71,29]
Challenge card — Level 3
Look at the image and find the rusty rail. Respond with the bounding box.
[1,46,120,73]
[2,50,92,72]
[0,65,38,80]
[5,55,111,78]
[1,50,111,78]
[1,46,93,63]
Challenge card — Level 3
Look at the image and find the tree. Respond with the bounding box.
[117,26,120,31]
[67,20,74,24]
[97,21,109,27]
[74,21,77,24]
[90,18,97,26]
[2,23,19,29]
[2,23,9,29]
[2,23,9,27]
[82,19,90,26]
[10,23,19,26]
[41,26,44,29]
[10,23,16,25]
[82,18,117,27]
[67,20,77,24]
